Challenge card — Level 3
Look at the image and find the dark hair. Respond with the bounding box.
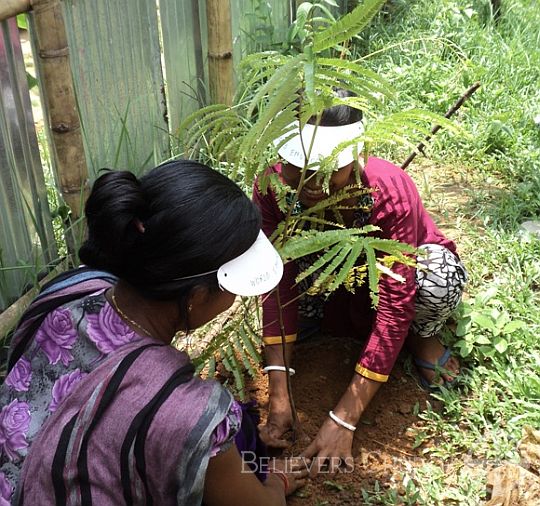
[79,160,261,303]
[309,88,362,127]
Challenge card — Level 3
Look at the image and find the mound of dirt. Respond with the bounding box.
[246,333,433,505]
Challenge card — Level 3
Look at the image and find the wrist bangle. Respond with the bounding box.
[262,365,296,376]
[329,410,357,431]
[269,468,289,494]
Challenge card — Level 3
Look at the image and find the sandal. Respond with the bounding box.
[414,347,457,391]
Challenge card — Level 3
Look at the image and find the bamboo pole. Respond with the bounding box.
[205,0,233,105]
[30,0,88,233]
[0,0,31,22]
[401,83,481,170]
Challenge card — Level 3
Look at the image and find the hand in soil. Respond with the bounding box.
[301,417,354,478]
[270,457,311,496]
[258,396,293,449]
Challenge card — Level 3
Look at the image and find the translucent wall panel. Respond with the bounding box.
[0,18,56,311]
[231,0,293,64]
[60,0,169,177]
[159,0,208,133]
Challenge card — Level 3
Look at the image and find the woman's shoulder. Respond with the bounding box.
[364,157,411,181]
[363,157,420,197]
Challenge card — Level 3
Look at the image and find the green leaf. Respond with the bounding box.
[493,337,509,354]
[280,229,347,260]
[207,356,216,378]
[328,239,365,292]
[313,0,386,53]
[365,244,379,306]
[474,334,492,345]
[456,317,471,337]
[310,242,352,292]
[303,58,316,105]
[472,313,496,332]
[26,72,38,90]
[324,480,345,492]
[295,243,343,284]
[17,14,28,30]
[456,339,474,358]
[475,286,498,305]
[503,320,526,334]
[239,327,262,366]
[246,55,302,118]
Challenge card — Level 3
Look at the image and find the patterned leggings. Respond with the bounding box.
[411,243,468,338]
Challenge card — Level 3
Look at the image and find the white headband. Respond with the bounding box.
[274,120,364,170]
[172,231,283,297]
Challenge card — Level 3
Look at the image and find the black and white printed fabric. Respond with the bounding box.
[412,243,468,338]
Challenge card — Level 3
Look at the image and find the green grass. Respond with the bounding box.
[357,0,540,226]
[354,0,540,503]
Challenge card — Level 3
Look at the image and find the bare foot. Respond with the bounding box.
[258,396,294,449]
[407,334,460,385]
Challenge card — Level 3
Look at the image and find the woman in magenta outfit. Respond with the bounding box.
[254,92,468,474]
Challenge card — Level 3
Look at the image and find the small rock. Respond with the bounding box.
[521,221,540,238]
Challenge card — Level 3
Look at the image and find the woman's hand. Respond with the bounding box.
[204,448,309,505]
[258,394,294,449]
[301,417,355,477]
[269,457,310,495]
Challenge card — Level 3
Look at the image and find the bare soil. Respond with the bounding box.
[246,334,434,505]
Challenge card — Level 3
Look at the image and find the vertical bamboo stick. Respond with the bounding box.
[0,0,31,22]
[30,0,88,237]
[205,0,233,105]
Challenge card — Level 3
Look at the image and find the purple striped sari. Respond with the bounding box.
[1,268,263,505]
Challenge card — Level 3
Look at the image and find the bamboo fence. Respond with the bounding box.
[0,0,294,337]
[206,0,234,105]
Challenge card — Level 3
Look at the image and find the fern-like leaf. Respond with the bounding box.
[313,0,386,53]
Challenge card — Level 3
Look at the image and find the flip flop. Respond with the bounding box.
[414,347,456,391]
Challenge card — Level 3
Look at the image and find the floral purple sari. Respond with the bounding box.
[0,268,254,505]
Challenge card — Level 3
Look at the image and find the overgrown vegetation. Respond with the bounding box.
[177,0,457,400]
[3,0,539,502]
[350,0,540,503]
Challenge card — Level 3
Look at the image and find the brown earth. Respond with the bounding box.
[245,334,435,505]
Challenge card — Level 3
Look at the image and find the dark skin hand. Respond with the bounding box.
[258,343,295,449]
[260,336,460,476]
[203,446,310,506]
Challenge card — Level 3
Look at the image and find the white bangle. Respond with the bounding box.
[262,365,296,376]
[329,410,356,431]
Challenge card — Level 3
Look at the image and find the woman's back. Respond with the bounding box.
[1,288,235,505]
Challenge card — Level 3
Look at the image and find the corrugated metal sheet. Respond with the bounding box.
[60,0,169,177]
[0,18,56,311]
[158,0,293,135]
[231,0,292,62]
[159,0,207,134]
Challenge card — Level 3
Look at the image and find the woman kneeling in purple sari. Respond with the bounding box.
[0,160,307,505]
